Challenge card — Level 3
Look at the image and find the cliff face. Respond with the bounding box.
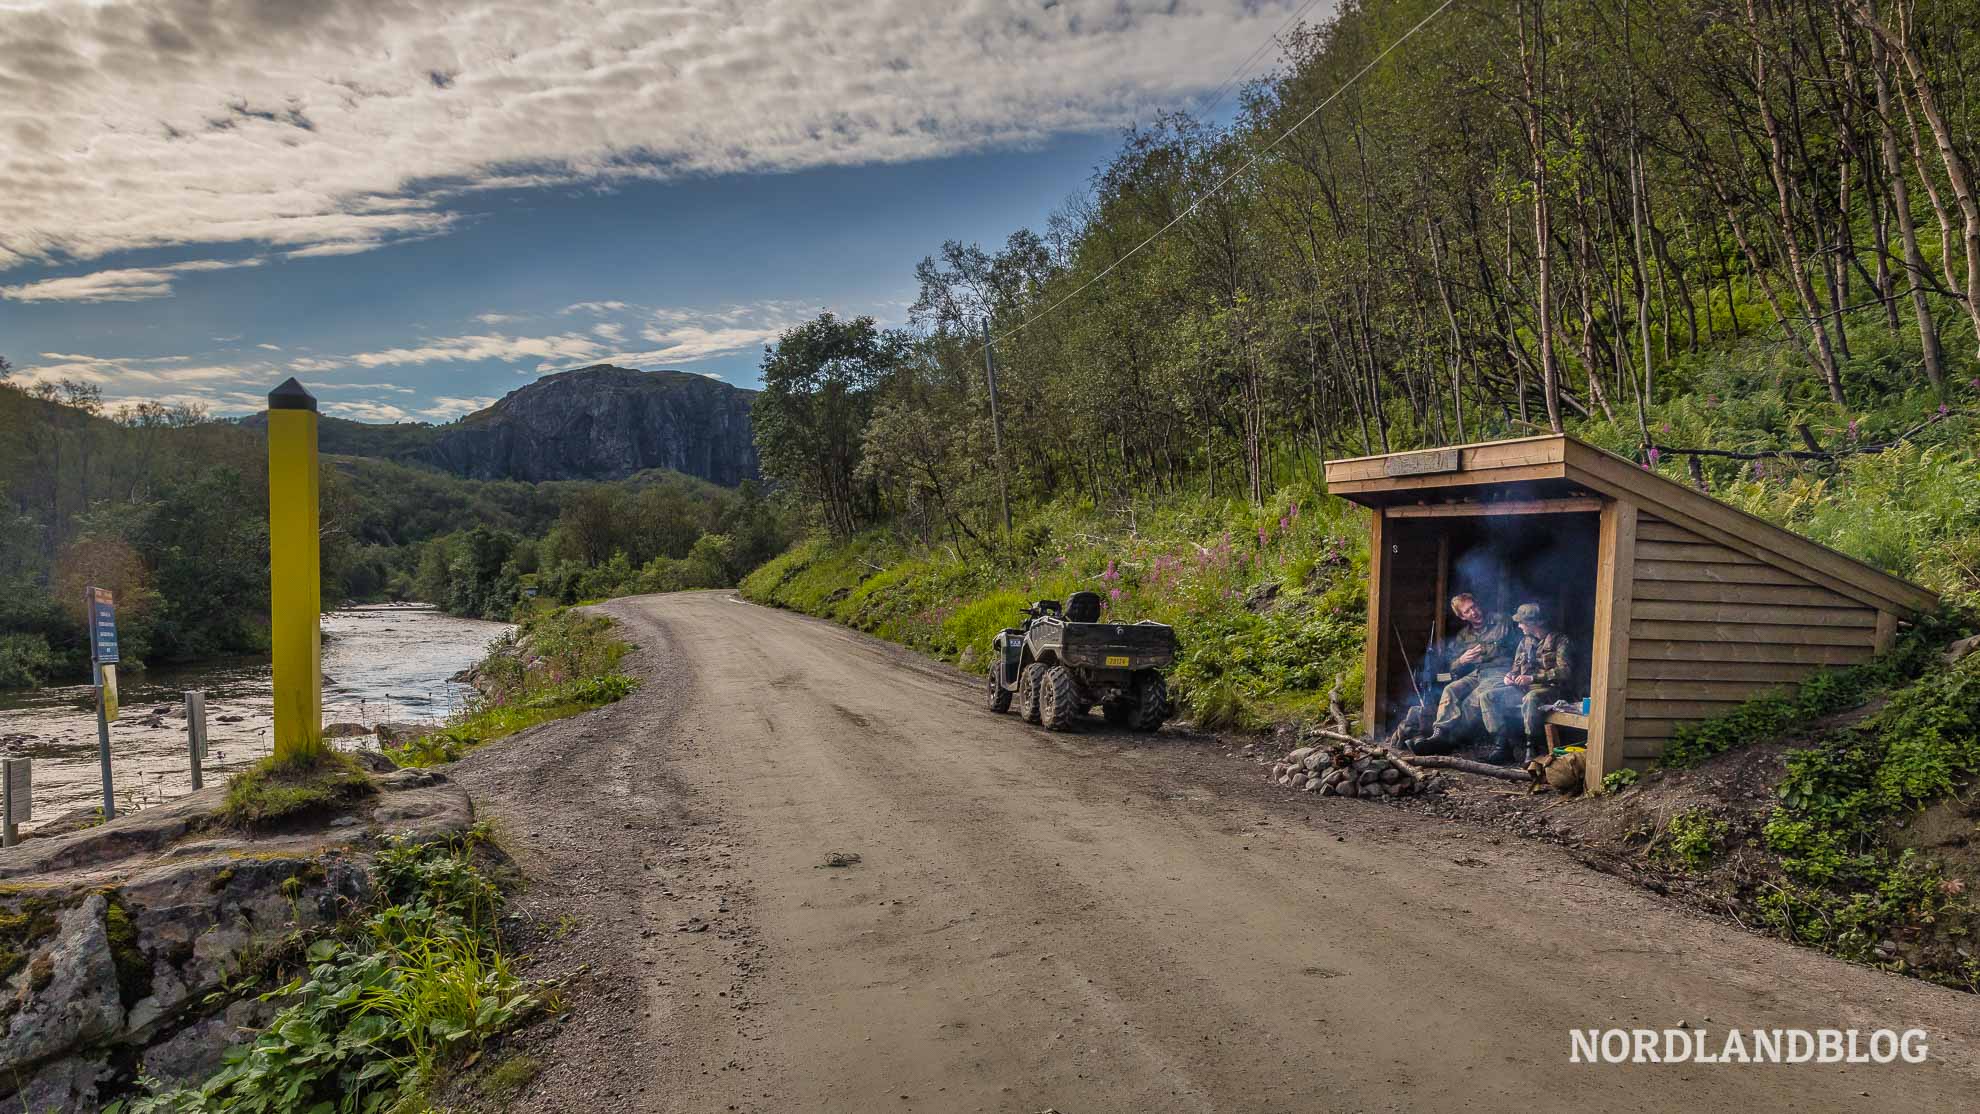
[424,366,759,485]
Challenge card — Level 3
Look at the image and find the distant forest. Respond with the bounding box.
[751,0,1979,555]
[0,379,786,687]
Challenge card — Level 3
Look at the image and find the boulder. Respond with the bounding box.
[0,769,473,1110]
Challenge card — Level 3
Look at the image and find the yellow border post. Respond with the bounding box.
[267,378,323,764]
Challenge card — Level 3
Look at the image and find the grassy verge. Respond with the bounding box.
[107,825,546,1112]
[217,751,376,828]
[387,606,637,768]
[742,483,1369,732]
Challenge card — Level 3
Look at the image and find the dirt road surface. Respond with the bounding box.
[452,591,1980,1113]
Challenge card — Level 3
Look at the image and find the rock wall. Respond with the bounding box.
[426,365,760,485]
[0,766,471,1111]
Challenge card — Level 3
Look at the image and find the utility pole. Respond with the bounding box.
[981,320,1012,539]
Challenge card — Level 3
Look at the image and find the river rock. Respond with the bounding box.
[0,768,474,1110]
[374,722,438,746]
[323,722,372,739]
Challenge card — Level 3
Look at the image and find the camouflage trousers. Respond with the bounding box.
[1480,684,1565,743]
[1431,672,1507,738]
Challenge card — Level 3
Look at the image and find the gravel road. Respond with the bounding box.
[452,590,1980,1113]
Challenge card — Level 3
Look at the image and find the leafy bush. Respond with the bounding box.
[0,632,57,688]
[1752,652,1980,979]
[1599,768,1639,794]
[1662,632,1942,767]
[1657,808,1730,872]
[106,831,540,1113]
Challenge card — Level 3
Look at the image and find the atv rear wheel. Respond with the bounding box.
[1128,672,1168,732]
[985,664,1012,713]
[1039,664,1080,731]
[1018,663,1046,724]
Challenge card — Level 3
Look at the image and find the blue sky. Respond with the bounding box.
[0,1,1315,423]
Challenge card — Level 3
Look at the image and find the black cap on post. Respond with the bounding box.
[268,377,317,412]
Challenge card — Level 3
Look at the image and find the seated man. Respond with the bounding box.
[1414,593,1518,754]
[1481,602,1576,764]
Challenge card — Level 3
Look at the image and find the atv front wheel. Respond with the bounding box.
[986,664,1012,713]
[1018,663,1046,724]
[1128,672,1168,732]
[1039,664,1080,731]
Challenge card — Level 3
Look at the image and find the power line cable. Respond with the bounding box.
[1193,0,1325,123]
[979,0,1457,355]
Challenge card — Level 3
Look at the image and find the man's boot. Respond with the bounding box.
[1483,729,1517,765]
[1414,727,1453,756]
[1525,734,1549,764]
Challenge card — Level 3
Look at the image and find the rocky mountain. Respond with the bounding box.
[242,366,761,486]
[425,366,759,485]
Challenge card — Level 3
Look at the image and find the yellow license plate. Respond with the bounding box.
[1104,655,1131,667]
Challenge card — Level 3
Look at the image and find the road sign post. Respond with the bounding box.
[186,691,208,791]
[267,378,325,766]
[86,586,119,820]
[2,757,28,847]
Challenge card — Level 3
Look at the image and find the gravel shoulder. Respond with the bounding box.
[452,590,1980,1113]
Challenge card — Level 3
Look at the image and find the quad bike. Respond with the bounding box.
[984,590,1177,732]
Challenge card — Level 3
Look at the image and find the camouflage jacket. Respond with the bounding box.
[1446,614,1517,676]
[1511,631,1575,690]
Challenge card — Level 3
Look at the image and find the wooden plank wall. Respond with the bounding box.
[1379,519,1446,732]
[1622,516,1885,762]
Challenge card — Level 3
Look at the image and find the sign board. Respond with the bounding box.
[186,691,208,761]
[3,758,29,825]
[86,587,119,664]
[1382,448,1463,478]
[99,663,119,723]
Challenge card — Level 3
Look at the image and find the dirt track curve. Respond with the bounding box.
[451,590,1980,1113]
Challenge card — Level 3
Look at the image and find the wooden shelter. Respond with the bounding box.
[1323,435,1937,793]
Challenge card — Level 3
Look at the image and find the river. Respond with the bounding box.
[0,604,511,831]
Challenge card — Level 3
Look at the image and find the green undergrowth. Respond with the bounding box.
[1649,623,1980,988]
[1757,650,1980,986]
[1663,629,1947,768]
[108,825,544,1113]
[218,752,376,829]
[742,483,1369,731]
[388,606,636,768]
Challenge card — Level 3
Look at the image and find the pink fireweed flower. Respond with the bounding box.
[1939,402,1951,416]
[1101,560,1118,582]
[1109,587,1123,602]
[1647,447,1660,464]
[1847,419,1859,439]
[1257,527,1268,547]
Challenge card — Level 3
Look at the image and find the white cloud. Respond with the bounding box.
[346,332,608,369]
[315,381,416,395]
[632,300,810,363]
[591,322,625,342]
[257,342,282,351]
[324,399,415,422]
[563,301,629,316]
[420,396,496,420]
[286,356,345,373]
[0,1,1315,270]
[0,257,261,302]
[474,312,517,325]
